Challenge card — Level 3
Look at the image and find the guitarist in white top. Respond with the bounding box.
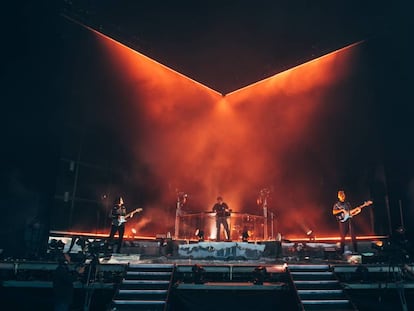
[108,196,127,253]
[332,190,373,255]
[108,196,143,253]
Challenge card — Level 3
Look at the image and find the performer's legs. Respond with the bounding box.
[222,218,230,240]
[216,219,221,241]
[349,220,358,253]
[117,225,125,253]
[109,225,117,239]
[338,222,347,254]
[108,225,118,253]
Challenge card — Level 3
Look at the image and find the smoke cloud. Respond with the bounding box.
[65,27,375,239]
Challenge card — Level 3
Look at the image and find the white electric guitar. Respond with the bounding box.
[118,208,143,226]
[333,200,373,223]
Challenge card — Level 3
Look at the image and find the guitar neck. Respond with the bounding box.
[125,208,142,218]
[125,211,136,218]
[348,201,373,218]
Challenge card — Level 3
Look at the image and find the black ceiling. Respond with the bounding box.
[61,0,408,94]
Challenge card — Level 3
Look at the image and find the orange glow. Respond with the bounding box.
[63,17,371,238]
[49,230,157,241]
[287,235,388,242]
[373,240,384,247]
[226,41,363,99]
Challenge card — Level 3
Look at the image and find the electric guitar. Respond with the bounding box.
[118,208,143,226]
[333,200,373,223]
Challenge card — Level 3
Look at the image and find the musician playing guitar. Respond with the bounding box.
[108,196,142,253]
[332,190,373,255]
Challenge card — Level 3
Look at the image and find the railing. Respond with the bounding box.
[175,211,266,241]
[164,264,177,311]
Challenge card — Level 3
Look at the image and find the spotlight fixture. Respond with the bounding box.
[49,239,65,252]
[371,241,383,251]
[306,230,315,241]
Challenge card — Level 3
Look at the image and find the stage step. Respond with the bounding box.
[126,271,172,280]
[111,300,165,311]
[290,271,335,281]
[301,299,354,310]
[121,280,170,290]
[288,264,357,311]
[111,264,175,311]
[294,280,341,290]
[117,289,169,300]
[298,289,345,299]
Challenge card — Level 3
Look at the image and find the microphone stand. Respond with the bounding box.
[258,188,270,241]
[270,211,274,240]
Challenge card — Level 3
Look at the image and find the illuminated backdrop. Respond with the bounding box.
[53,19,385,239]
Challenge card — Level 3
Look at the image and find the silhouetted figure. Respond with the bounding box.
[212,196,231,241]
[332,190,358,254]
[108,196,127,253]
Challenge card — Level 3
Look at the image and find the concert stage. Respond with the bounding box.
[1,231,413,310]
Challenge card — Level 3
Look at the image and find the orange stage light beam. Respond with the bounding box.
[61,14,223,97]
[225,40,364,99]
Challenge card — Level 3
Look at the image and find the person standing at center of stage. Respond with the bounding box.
[108,196,127,253]
[212,196,231,241]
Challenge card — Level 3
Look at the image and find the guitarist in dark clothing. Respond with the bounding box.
[212,196,231,241]
[108,196,127,253]
[332,190,358,254]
